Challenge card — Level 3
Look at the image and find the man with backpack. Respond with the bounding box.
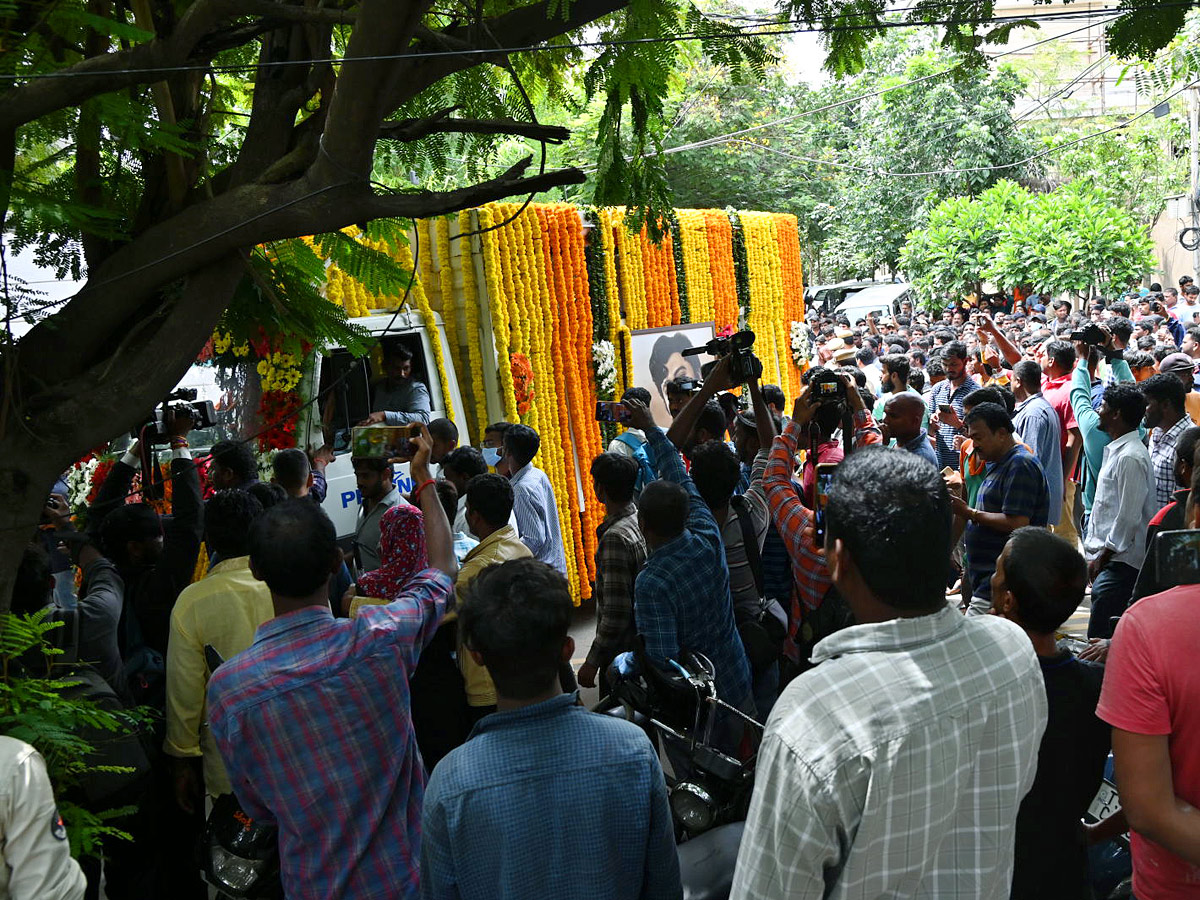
[606,387,658,494]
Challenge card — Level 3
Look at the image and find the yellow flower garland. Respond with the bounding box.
[397,237,455,422]
[433,218,464,393]
[458,209,491,437]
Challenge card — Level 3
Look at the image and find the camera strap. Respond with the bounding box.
[731,495,765,600]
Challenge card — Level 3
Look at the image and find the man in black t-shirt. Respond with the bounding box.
[990,527,1110,900]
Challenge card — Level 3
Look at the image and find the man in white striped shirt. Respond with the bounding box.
[731,448,1046,900]
[501,423,567,576]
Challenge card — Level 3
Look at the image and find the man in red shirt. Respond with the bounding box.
[1038,339,1083,545]
[1096,489,1200,897]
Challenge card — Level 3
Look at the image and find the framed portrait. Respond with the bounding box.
[629,323,716,427]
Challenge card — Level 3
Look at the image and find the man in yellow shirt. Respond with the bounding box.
[455,473,531,725]
[164,490,272,812]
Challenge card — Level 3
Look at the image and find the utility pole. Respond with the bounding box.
[1190,85,1200,277]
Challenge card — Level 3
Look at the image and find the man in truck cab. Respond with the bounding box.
[360,343,432,426]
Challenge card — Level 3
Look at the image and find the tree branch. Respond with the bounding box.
[379,114,570,144]
[356,157,585,219]
[316,0,435,180]
[386,0,630,111]
[0,0,285,131]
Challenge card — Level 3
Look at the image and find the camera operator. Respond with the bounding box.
[666,355,785,717]
[763,373,882,674]
[88,407,203,689]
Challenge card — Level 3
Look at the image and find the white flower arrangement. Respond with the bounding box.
[593,340,617,398]
[790,321,813,368]
[65,456,99,513]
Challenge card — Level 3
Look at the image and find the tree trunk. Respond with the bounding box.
[0,255,245,613]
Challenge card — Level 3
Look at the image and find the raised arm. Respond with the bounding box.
[410,425,456,579]
[978,313,1022,365]
[764,391,816,540]
[665,354,734,451]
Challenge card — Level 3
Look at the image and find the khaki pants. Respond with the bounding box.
[1051,484,1080,548]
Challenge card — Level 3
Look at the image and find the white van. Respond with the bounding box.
[165,309,468,543]
[297,310,469,540]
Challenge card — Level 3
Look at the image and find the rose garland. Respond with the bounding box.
[511,352,535,415]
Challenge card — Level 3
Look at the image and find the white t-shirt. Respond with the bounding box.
[606,429,647,458]
[0,737,85,900]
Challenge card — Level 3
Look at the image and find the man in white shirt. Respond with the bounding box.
[1084,383,1159,638]
[606,387,651,460]
[731,449,1046,900]
[0,737,85,900]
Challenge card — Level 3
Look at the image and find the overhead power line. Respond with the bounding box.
[6,2,1180,82]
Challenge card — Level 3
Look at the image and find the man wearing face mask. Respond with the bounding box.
[441,446,520,540]
[482,422,511,475]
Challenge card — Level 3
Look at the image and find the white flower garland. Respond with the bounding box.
[593,340,617,399]
[66,457,99,513]
[790,320,813,368]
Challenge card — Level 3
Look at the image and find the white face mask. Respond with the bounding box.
[482,447,502,468]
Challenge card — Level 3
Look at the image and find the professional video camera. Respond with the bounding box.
[135,388,217,445]
[807,366,847,405]
[1069,323,1108,345]
[682,329,763,383]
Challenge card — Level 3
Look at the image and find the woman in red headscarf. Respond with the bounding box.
[350,505,428,611]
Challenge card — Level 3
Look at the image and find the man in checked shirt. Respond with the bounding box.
[731,449,1046,900]
[207,426,456,900]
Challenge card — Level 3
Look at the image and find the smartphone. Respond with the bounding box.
[595,400,632,424]
[1154,530,1200,589]
[938,403,955,417]
[350,424,420,461]
[813,462,838,549]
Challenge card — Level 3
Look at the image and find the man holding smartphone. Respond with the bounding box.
[925,341,980,470]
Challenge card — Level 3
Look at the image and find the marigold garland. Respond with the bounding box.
[458,209,492,437]
[397,237,455,423]
[437,202,805,602]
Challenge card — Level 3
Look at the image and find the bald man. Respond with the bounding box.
[885,393,939,466]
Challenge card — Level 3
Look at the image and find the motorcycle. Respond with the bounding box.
[1086,753,1133,900]
[597,648,762,835]
[200,645,282,900]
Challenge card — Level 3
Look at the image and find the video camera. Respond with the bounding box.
[682,329,763,383]
[1069,323,1107,345]
[807,366,847,405]
[135,388,217,445]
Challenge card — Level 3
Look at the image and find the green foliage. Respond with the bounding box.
[900,180,1030,305]
[215,238,373,358]
[987,184,1156,300]
[902,180,1155,302]
[0,611,147,858]
[657,32,1034,280]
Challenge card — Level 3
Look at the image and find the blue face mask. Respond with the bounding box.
[482,447,502,468]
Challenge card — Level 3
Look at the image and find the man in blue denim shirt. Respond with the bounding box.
[624,399,756,721]
[421,558,680,900]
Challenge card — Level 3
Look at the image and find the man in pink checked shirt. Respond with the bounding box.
[207,427,457,900]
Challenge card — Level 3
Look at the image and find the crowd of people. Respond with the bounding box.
[5,279,1200,900]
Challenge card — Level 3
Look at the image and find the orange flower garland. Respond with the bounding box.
[703,209,740,332]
